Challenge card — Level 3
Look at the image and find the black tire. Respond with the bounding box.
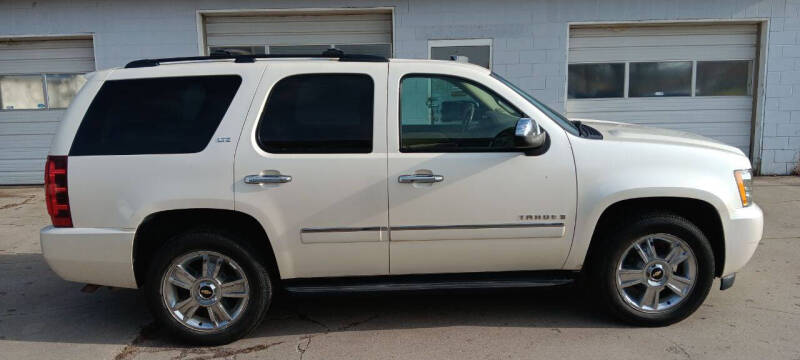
[145,231,272,345]
[589,212,715,326]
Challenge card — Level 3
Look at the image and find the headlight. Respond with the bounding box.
[734,169,753,207]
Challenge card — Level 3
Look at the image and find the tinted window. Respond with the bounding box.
[696,61,751,96]
[629,62,692,97]
[568,63,625,99]
[257,74,374,153]
[70,76,241,156]
[400,75,523,152]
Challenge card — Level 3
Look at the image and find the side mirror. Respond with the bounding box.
[514,118,547,150]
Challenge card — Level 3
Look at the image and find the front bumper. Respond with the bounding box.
[722,203,763,276]
[40,226,138,288]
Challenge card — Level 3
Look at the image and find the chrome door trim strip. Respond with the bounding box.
[301,226,388,233]
[300,223,564,234]
[390,223,564,231]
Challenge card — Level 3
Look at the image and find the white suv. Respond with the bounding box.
[40,52,763,345]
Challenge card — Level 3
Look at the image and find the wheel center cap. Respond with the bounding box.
[651,268,664,280]
[646,262,669,284]
[194,281,218,305]
[199,285,214,298]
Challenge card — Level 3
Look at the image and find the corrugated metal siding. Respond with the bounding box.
[569,24,758,63]
[205,12,392,48]
[567,24,758,155]
[0,38,94,74]
[0,37,94,184]
[0,110,63,184]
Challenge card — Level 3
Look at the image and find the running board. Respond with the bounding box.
[283,271,577,294]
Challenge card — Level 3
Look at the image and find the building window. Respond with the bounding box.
[268,44,391,57]
[208,44,392,58]
[257,74,374,154]
[567,63,625,99]
[209,46,265,56]
[695,61,751,96]
[429,39,492,69]
[0,73,86,111]
[629,62,692,97]
[568,60,752,99]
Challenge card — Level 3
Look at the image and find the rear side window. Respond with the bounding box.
[70,75,241,156]
[257,74,374,154]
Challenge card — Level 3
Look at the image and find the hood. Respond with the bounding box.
[574,118,745,156]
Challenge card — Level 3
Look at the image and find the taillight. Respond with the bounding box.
[44,155,72,227]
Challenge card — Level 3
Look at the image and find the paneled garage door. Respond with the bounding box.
[566,23,759,155]
[203,10,393,57]
[0,37,94,184]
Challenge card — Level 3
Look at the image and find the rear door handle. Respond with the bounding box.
[244,174,292,184]
[398,174,444,184]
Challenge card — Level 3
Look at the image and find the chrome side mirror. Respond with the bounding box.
[514,118,547,150]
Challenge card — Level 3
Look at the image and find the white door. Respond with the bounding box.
[0,37,94,184]
[567,23,758,155]
[234,61,389,279]
[386,63,577,275]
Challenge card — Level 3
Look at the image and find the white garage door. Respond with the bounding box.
[0,37,94,184]
[204,11,392,57]
[566,23,758,155]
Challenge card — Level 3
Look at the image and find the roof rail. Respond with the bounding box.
[124,49,388,68]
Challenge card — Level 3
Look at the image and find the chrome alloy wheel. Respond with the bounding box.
[161,251,250,331]
[615,234,698,313]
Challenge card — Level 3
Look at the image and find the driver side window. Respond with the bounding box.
[399,74,523,152]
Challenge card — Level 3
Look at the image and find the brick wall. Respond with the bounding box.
[1,0,798,174]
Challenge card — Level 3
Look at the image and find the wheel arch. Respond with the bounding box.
[581,197,726,277]
[133,208,280,287]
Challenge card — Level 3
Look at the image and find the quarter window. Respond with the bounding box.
[257,74,374,154]
[400,75,523,152]
[70,75,241,156]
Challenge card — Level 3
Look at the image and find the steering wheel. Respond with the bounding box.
[488,127,515,149]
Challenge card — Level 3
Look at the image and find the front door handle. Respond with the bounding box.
[244,174,292,184]
[398,174,444,184]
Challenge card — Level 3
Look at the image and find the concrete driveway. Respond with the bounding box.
[1,177,798,360]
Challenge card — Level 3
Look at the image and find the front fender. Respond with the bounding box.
[562,135,748,271]
[562,187,729,270]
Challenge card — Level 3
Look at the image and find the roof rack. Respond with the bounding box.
[124,48,388,68]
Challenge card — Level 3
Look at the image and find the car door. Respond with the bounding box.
[387,62,577,274]
[234,61,389,279]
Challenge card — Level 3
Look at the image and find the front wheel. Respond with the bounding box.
[145,231,272,345]
[590,213,715,326]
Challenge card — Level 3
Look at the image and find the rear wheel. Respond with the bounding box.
[145,231,272,345]
[590,213,714,326]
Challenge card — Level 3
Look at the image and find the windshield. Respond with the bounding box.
[491,73,580,136]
